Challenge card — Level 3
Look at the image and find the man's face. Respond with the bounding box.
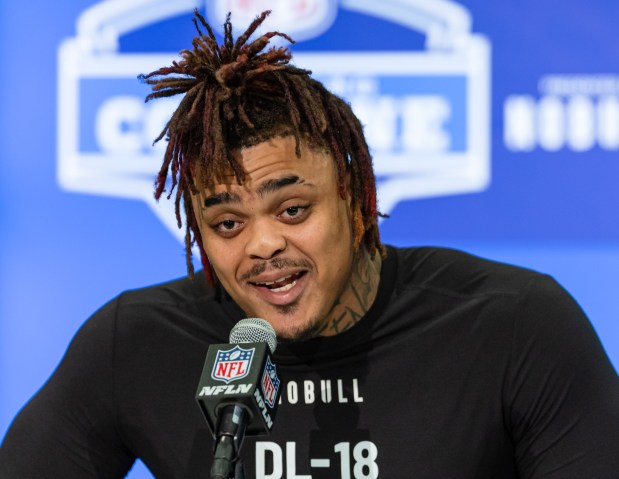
[192,136,356,340]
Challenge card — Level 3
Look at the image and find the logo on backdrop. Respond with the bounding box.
[57,0,491,243]
[211,345,255,383]
[504,74,619,152]
[207,0,338,42]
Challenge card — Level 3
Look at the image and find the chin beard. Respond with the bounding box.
[278,330,318,343]
[274,306,326,343]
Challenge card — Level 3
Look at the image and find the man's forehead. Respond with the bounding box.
[194,135,337,198]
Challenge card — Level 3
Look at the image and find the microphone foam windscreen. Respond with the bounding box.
[229,318,277,353]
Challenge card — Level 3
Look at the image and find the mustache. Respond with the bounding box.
[239,257,312,282]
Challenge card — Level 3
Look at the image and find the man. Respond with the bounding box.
[1,10,619,478]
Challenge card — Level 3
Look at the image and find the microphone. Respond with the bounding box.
[196,318,282,479]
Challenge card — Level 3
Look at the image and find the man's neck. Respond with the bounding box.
[317,249,382,337]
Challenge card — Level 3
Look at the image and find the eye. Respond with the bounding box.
[210,218,244,236]
[279,204,310,222]
[219,220,237,230]
[285,206,301,216]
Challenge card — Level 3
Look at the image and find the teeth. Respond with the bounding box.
[256,274,292,286]
[270,279,297,292]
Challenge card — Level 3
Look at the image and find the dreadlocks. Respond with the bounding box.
[139,9,383,284]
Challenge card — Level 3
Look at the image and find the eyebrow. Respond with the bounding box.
[256,175,303,197]
[202,175,312,208]
[203,191,241,208]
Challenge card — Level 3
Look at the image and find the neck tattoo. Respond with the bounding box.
[318,250,382,337]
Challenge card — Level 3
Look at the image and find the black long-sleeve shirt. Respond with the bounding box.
[2,247,619,478]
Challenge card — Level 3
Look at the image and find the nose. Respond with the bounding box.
[244,218,286,260]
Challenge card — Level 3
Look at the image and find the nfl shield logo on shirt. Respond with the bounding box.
[211,345,255,384]
[261,356,281,408]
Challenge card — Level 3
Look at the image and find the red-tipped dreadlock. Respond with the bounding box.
[139,9,383,284]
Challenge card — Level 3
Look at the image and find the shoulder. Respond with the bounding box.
[87,271,238,346]
[383,245,584,339]
[117,271,213,309]
[390,245,553,299]
[388,246,599,371]
[111,270,227,324]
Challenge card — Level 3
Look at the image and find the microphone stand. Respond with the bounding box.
[210,404,250,479]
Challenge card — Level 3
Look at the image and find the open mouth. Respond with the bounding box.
[251,271,306,293]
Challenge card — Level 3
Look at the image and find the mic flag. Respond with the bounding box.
[195,318,282,437]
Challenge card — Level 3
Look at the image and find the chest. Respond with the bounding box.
[130,336,516,478]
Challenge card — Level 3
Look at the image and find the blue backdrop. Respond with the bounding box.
[1,1,618,477]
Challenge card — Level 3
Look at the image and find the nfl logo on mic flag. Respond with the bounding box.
[196,342,282,436]
[212,345,254,384]
[261,356,280,408]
